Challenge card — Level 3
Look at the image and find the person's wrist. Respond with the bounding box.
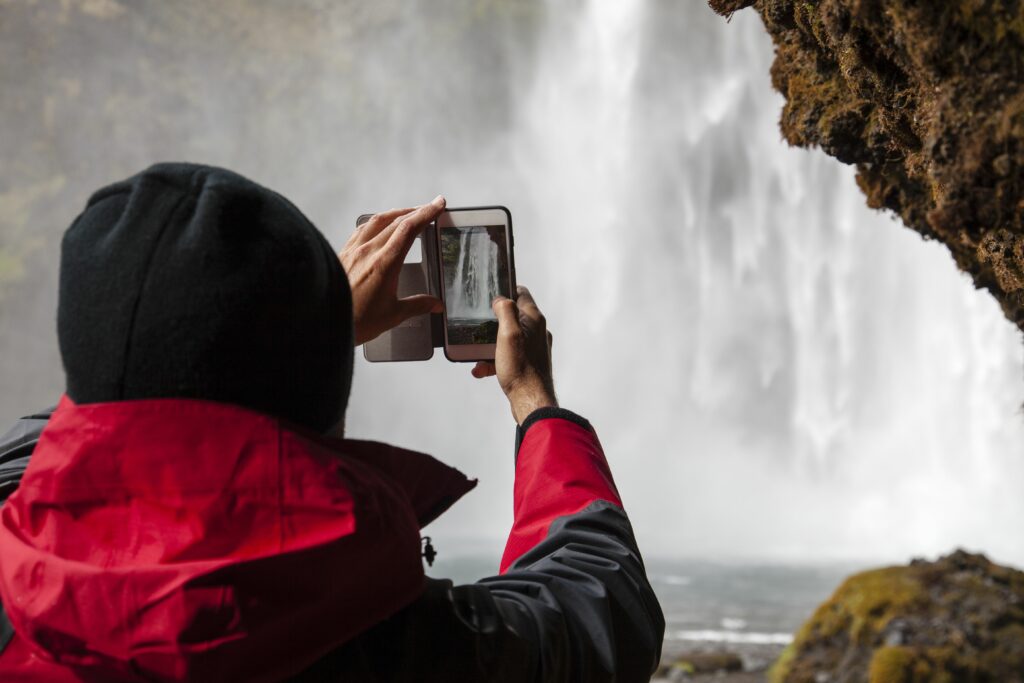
[507,380,557,425]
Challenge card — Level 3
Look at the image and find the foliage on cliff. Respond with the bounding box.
[710,0,1024,335]
[769,550,1024,683]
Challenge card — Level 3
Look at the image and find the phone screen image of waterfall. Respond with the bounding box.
[440,225,512,345]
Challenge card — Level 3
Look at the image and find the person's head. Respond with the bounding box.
[58,163,353,432]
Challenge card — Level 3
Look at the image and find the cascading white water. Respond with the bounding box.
[447,229,500,320]
[493,0,1024,564]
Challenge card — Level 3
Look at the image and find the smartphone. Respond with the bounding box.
[436,207,516,362]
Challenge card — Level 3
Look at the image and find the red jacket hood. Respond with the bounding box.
[0,396,476,682]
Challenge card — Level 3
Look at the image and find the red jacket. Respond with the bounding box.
[0,397,663,682]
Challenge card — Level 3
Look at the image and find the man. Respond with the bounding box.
[0,163,664,681]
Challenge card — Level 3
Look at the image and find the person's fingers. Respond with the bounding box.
[514,285,544,324]
[471,361,496,378]
[396,294,443,322]
[374,195,446,259]
[352,207,415,245]
[492,296,521,335]
[380,196,446,263]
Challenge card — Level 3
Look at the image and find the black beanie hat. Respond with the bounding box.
[58,163,353,432]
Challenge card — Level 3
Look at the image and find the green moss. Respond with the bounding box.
[996,621,1024,642]
[799,566,927,645]
[738,0,1024,337]
[671,661,696,676]
[778,62,851,147]
[978,622,1024,673]
[768,643,797,683]
[792,0,831,51]
[771,551,1024,680]
[950,0,1024,47]
[868,646,964,683]
[1010,5,1024,40]
[868,644,975,683]
[868,646,915,683]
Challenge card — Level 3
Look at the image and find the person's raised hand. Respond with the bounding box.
[340,197,446,345]
[471,285,557,424]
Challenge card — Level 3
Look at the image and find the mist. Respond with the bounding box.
[2,0,1022,569]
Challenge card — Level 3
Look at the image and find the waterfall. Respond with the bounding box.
[500,0,1024,563]
[446,229,500,320]
[333,0,1024,564]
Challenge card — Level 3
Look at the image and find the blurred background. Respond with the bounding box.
[2,0,1023,653]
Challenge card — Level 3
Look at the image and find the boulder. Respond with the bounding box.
[770,550,1024,682]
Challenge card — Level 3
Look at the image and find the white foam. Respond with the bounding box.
[669,630,793,645]
[721,617,747,631]
[652,574,693,586]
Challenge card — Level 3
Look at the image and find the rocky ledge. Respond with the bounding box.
[770,550,1024,682]
[709,0,1024,334]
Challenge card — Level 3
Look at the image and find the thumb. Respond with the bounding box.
[397,294,443,321]
[492,296,520,332]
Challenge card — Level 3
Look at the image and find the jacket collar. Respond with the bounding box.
[43,394,478,529]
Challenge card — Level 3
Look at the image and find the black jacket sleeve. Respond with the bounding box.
[294,408,664,682]
[0,408,53,503]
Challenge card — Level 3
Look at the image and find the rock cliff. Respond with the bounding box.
[710,0,1024,334]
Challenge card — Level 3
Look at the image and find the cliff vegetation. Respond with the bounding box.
[710,0,1024,334]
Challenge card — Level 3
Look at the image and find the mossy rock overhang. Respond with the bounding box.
[709,0,1024,337]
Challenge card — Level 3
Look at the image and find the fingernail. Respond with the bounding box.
[432,195,445,206]
[432,299,444,313]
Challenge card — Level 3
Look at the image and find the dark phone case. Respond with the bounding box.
[361,206,515,363]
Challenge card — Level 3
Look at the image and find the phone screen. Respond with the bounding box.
[440,225,512,345]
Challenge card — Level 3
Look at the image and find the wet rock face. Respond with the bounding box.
[769,550,1024,682]
[710,0,1024,334]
